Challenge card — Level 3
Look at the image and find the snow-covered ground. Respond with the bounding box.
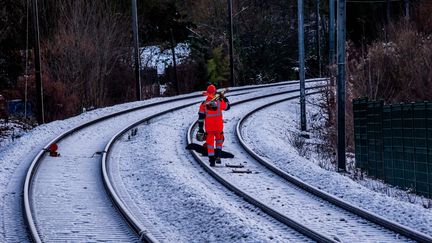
[0,81,431,242]
[108,85,336,242]
[111,105,306,242]
[242,93,432,236]
[0,92,203,242]
[0,83,307,242]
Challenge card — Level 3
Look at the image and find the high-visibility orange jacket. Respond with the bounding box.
[199,97,228,132]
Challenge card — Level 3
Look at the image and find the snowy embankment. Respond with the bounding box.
[241,93,432,236]
[0,93,196,242]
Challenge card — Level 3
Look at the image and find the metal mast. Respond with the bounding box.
[32,0,44,124]
[298,0,306,131]
[337,0,347,171]
[228,0,235,87]
[132,0,142,100]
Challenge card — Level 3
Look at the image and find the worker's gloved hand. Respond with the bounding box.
[223,97,230,110]
[219,92,225,99]
[196,130,206,141]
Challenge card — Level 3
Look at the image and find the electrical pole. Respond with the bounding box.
[31,0,44,124]
[404,0,409,20]
[337,0,346,171]
[228,0,235,87]
[316,0,322,77]
[298,0,306,132]
[132,0,141,100]
[386,0,391,24]
[170,28,179,94]
[329,0,335,85]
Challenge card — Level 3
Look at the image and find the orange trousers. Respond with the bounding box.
[205,131,224,157]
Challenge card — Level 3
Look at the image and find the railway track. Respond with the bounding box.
[102,79,324,241]
[23,79,322,242]
[187,89,431,242]
[235,93,432,243]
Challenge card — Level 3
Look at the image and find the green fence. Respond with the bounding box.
[353,98,432,198]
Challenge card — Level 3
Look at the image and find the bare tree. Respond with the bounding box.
[42,0,130,110]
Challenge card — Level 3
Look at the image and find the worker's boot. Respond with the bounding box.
[215,149,222,164]
[209,156,216,167]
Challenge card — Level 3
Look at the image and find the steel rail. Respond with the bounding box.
[236,92,432,243]
[23,79,322,242]
[102,99,206,243]
[187,87,335,243]
[103,81,326,242]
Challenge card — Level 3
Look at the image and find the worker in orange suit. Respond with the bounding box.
[196,84,230,166]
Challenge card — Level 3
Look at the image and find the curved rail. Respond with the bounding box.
[102,90,261,242]
[103,81,327,242]
[23,79,324,242]
[102,100,204,242]
[235,93,432,243]
[23,97,207,242]
[187,87,335,242]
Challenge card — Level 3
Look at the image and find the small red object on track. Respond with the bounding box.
[49,143,60,157]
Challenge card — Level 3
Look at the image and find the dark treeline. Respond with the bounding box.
[0,0,430,122]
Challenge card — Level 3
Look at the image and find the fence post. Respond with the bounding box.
[366,101,384,178]
[353,98,368,170]
[426,102,432,197]
[383,105,394,184]
[413,102,428,196]
[402,103,415,190]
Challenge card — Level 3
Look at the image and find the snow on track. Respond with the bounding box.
[29,101,197,241]
[241,94,432,238]
[25,84,304,242]
[109,85,312,242]
[190,92,412,242]
[0,79,319,242]
[0,80,320,229]
[0,94,201,242]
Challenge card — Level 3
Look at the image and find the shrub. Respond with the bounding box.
[348,21,432,103]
